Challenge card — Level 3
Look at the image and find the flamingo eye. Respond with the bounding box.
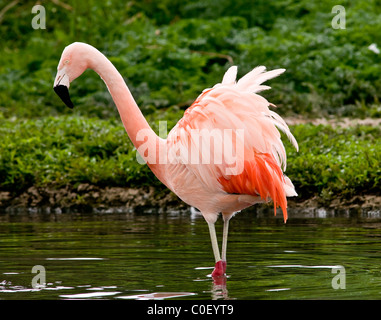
[64,59,70,64]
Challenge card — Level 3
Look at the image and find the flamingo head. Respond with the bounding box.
[53,42,93,108]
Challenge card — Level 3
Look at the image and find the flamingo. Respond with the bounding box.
[53,42,298,278]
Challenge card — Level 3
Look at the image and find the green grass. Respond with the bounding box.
[1,0,381,118]
[287,124,381,201]
[0,114,380,202]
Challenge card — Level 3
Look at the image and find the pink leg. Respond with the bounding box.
[207,222,226,277]
[211,215,230,277]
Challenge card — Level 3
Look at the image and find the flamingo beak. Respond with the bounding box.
[53,67,74,109]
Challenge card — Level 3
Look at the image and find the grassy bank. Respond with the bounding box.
[0,114,380,207]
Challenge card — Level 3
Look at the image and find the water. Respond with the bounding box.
[0,207,380,300]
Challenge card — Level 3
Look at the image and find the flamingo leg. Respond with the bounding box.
[208,221,227,278]
[221,217,230,262]
[207,221,221,263]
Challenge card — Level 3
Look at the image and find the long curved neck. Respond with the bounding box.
[90,51,153,149]
[88,48,166,182]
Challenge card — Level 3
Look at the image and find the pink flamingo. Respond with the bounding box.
[53,42,298,278]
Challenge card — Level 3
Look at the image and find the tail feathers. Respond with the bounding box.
[283,175,298,197]
[218,154,291,223]
[220,65,286,93]
[236,66,285,92]
[222,66,237,85]
[268,111,299,153]
[236,66,266,89]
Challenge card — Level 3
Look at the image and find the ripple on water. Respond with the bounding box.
[267,265,343,269]
[46,257,105,261]
[116,292,197,300]
[60,291,121,299]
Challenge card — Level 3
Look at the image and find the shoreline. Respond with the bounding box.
[1,184,380,213]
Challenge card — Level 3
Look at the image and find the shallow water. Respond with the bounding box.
[0,206,380,300]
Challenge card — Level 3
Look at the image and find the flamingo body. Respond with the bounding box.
[164,65,298,224]
[53,42,298,278]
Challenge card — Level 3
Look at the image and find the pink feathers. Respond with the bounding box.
[167,66,298,220]
[218,154,289,221]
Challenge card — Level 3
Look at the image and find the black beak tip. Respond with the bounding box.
[54,85,74,109]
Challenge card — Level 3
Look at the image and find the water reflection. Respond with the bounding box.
[117,292,197,300]
[2,205,381,221]
[211,276,230,300]
[46,257,105,261]
[0,205,381,299]
[61,291,121,299]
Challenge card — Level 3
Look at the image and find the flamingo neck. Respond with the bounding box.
[88,49,165,178]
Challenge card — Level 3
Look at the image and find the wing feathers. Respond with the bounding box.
[236,66,285,92]
[236,66,266,90]
[221,66,237,84]
[167,65,297,220]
